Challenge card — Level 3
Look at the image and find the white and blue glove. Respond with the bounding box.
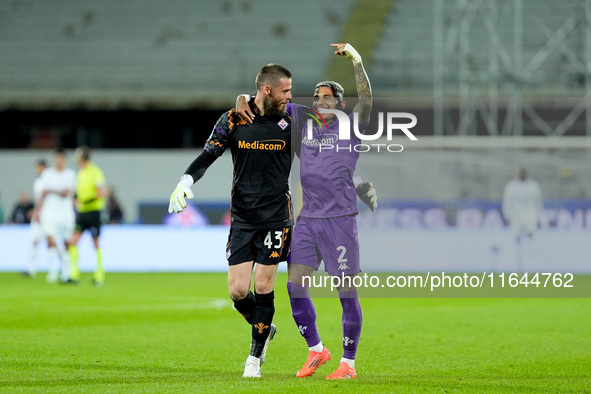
[168,174,194,213]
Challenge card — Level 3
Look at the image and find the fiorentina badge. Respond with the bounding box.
[277,118,288,130]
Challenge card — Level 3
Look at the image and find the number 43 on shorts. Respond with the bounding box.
[264,231,283,249]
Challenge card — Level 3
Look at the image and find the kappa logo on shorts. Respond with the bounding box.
[338,263,350,271]
[277,118,288,130]
[269,251,279,258]
[254,322,269,334]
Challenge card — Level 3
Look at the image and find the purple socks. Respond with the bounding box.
[287,281,363,359]
[339,292,362,359]
[287,281,321,347]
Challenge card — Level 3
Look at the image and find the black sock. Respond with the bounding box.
[250,291,275,358]
[232,291,255,324]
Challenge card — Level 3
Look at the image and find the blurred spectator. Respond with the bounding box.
[107,187,124,224]
[10,191,35,224]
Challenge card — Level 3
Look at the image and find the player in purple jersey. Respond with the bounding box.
[288,43,373,380]
[236,43,375,380]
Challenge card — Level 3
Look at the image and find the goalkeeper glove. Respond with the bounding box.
[168,174,194,213]
[355,180,377,212]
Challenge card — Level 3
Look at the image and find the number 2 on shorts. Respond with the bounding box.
[337,245,348,263]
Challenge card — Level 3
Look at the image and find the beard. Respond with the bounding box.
[264,92,287,116]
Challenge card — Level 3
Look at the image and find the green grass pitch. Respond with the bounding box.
[1,272,589,393]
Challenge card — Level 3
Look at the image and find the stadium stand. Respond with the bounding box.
[371,0,589,95]
[323,0,393,94]
[2,0,591,206]
[0,0,355,108]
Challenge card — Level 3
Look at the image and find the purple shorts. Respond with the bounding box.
[289,215,360,276]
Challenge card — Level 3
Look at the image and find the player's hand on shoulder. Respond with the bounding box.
[235,94,255,124]
[356,181,377,212]
[330,43,362,64]
[168,175,194,213]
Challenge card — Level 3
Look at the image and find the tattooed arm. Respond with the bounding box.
[331,43,373,124]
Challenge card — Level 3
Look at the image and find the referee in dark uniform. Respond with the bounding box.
[169,64,295,378]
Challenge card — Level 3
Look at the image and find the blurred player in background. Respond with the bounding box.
[236,43,376,379]
[168,64,294,378]
[33,149,76,283]
[68,146,107,286]
[502,168,543,273]
[22,159,47,277]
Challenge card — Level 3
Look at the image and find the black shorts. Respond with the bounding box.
[226,226,292,266]
[75,211,102,238]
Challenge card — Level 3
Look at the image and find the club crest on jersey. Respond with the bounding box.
[277,118,288,130]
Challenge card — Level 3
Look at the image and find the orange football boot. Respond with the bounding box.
[296,347,331,377]
[326,362,357,379]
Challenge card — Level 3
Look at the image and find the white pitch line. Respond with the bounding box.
[80,298,232,312]
[0,298,232,313]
